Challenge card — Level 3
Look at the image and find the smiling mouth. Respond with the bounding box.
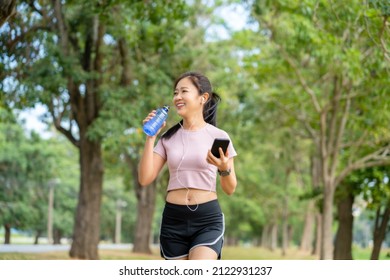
[176,103,185,109]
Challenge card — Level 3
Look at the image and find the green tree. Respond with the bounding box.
[247,0,390,259]
[360,167,390,259]
[334,166,390,260]
[48,136,79,244]
[0,107,69,244]
[1,0,189,258]
[2,0,113,258]
[0,108,31,244]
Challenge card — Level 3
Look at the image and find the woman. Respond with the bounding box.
[138,71,237,260]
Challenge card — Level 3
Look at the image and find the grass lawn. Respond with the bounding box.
[1,246,389,260]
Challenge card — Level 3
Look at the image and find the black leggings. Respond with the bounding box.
[159,199,225,260]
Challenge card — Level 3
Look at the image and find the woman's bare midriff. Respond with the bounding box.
[166,188,218,205]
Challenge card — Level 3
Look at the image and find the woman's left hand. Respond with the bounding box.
[206,147,229,171]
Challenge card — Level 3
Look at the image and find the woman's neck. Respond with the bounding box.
[182,118,207,131]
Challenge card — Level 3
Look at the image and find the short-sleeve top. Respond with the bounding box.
[154,124,237,192]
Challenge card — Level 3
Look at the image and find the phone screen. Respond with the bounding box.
[211,138,230,158]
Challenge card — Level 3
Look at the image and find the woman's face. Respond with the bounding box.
[173,77,203,118]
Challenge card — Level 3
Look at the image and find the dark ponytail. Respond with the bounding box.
[203,91,221,126]
[162,72,221,140]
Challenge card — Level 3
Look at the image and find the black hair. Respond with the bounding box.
[162,71,221,140]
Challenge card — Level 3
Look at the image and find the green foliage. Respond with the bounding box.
[0,104,79,240]
[359,167,390,212]
[1,0,389,250]
[368,0,390,16]
[0,118,31,229]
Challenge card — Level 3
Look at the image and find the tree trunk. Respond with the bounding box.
[270,223,278,251]
[253,236,261,247]
[261,225,269,248]
[312,213,322,257]
[34,230,41,245]
[281,169,290,256]
[300,200,315,252]
[133,180,157,254]
[232,236,239,246]
[288,225,293,247]
[53,229,62,245]
[334,187,354,260]
[4,223,11,244]
[321,183,335,259]
[281,220,288,256]
[125,155,157,254]
[370,203,390,260]
[304,151,321,254]
[69,140,104,260]
[49,0,105,260]
[225,236,239,246]
[281,204,289,256]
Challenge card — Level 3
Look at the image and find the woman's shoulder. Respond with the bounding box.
[159,126,182,144]
[206,124,231,138]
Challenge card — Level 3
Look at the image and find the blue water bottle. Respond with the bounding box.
[143,105,170,136]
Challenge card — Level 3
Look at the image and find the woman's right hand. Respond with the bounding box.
[142,110,166,138]
[142,110,156,125]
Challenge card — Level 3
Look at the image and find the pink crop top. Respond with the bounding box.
[154,124,237,192]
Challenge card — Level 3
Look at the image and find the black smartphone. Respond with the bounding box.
[211,138,230,158]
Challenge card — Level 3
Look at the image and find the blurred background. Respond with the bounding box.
[0,0,389,260]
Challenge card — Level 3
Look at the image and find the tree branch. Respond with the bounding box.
[68,78,83,135]
[335,145,390,186]
[379,15,390,62]
[0,0,16,27]
[320,110,329,183]
[313,71,332,86]
[92,21,105,114]
[48,96,79,147]
[363,3,390,63]
[341,130,369,150]
[271,98,318,141]
[330,84,352,179]
[326,75,341,167]
[276,44,322,113]
[52,0,69,54]
[118,37,132,87]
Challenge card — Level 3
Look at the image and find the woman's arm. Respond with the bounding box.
[206,147,237,195]
[138,136,166,187]
[219,158,237,195]
[138,111,166,187]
